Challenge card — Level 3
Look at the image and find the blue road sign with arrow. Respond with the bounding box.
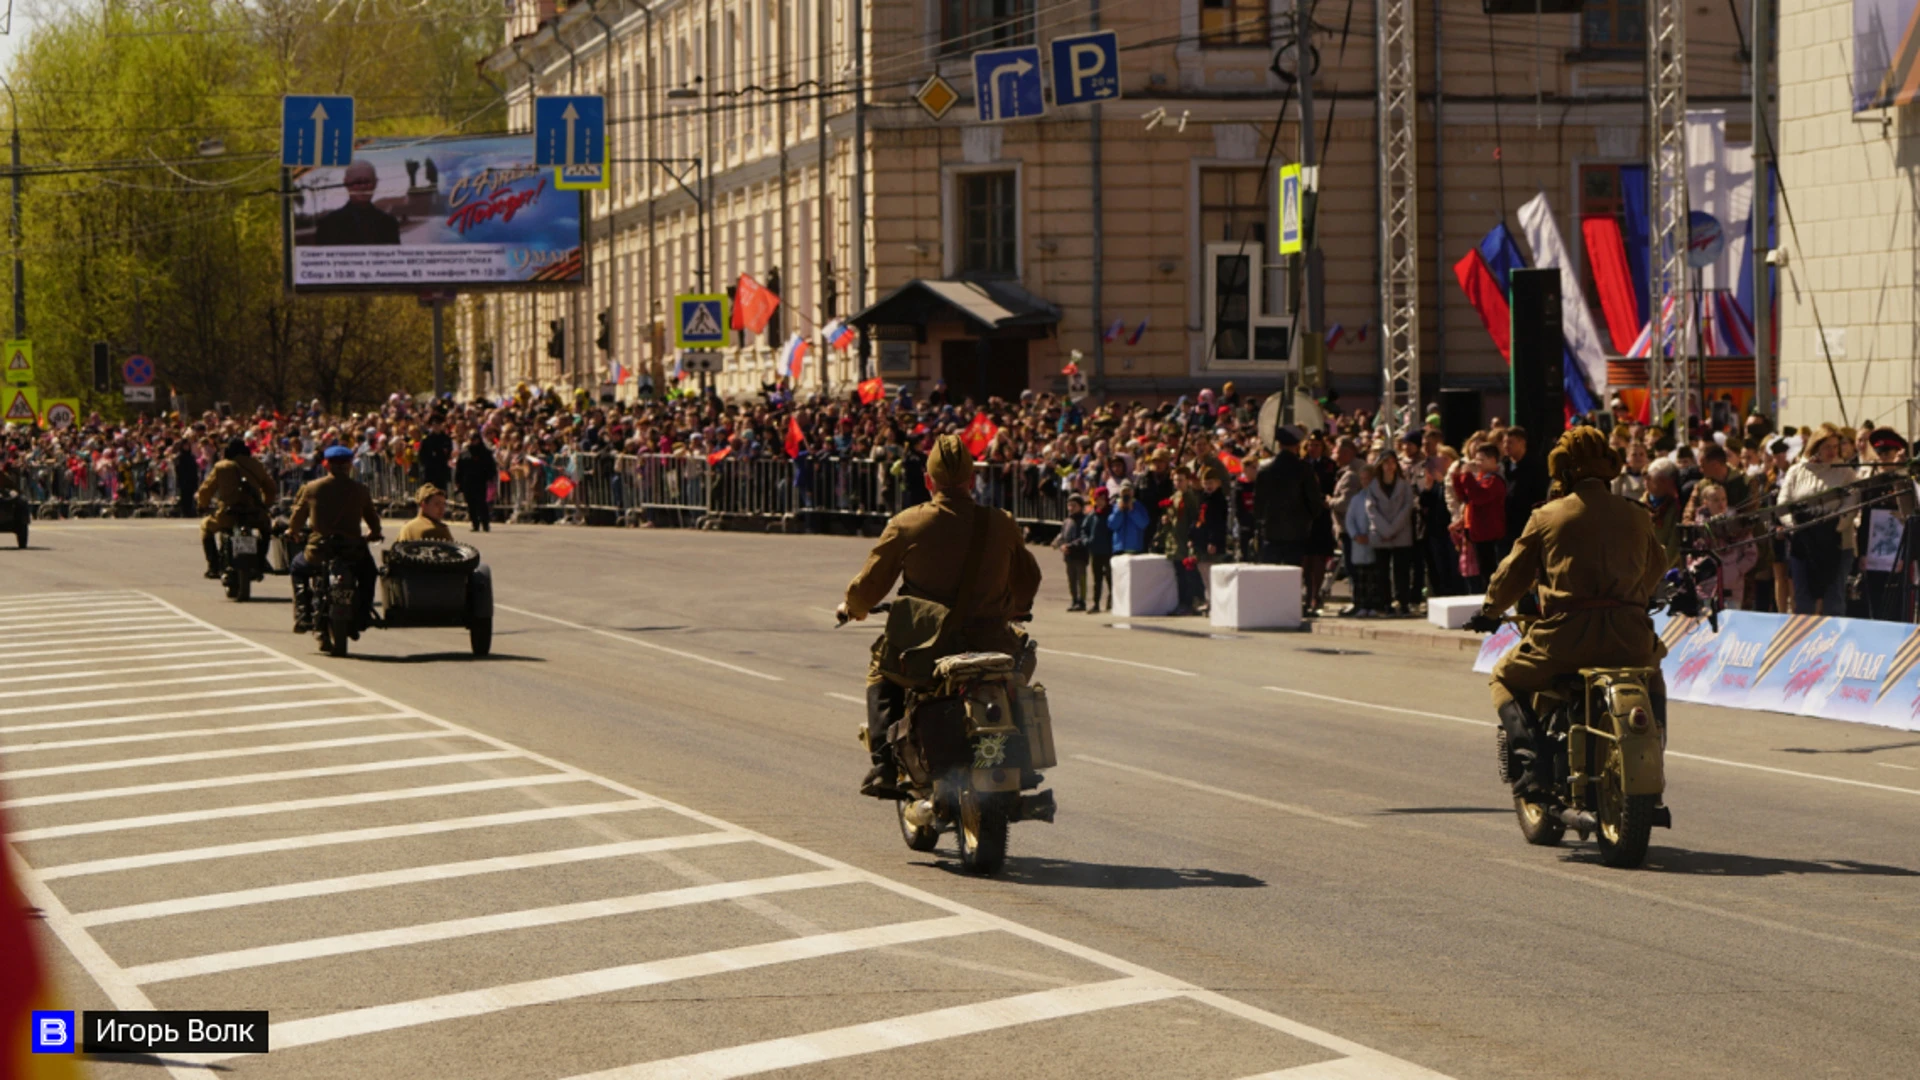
[281,95,355,167]
[1050,31,1122,106]
[534,96,607,169]
[972,46,1045,123]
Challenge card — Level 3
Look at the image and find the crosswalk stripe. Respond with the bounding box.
[124,869,863,984]
[74,831,752,926]
[564,977,1182,1080]
[4,751,523,811]
[0,670,309,699]
[3,647,257,672]
[0,589,145,605]
[11,773,584,841]
[0,618,198,642]
[0,696,378,736]
[0,682,340,718]
[3,712,411,754]
[0,635,228,660]
[0,606,164,625]
[194,915,987,1060]
[1,730,461,782]
[4,657,287,684]
[33,799,656,879]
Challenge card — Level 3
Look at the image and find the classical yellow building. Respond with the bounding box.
[465,0,1749,414]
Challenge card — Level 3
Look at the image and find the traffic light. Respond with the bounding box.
[92,341,110,393]
[595,310,610,352]
[546,319,565,360]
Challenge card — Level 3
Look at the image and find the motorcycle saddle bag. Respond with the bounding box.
[932,651,1016,681]
[889,695,972,785]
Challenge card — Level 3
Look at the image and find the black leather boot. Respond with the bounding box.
[202,534,222,579]
[292,579,313,632]
[859,747,907,800]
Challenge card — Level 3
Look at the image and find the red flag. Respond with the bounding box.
[498,470,512,484]
[1581,215,1643,354]
[784,416,805,458]
[857,377,885,405]
[706,447,732,466]
[961,412,999,456]
[733,273,781,335]
[1452,248,1512,362]
[547,476,575,499]
[1219,452,1244,478]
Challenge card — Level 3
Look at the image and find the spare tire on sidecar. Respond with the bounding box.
[380,540,493,655]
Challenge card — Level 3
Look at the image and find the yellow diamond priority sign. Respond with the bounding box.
[2,339,30,385]
[3,384,37,424]
[914,75,959,121]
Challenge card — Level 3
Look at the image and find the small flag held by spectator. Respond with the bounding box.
[1219,452,1244,478]
[707,447,732,466]
[962,411,1000,455]
[1127,318,1149,345]
[857,377,886,405]
[547,476,574,499]
[823,318,857,349]
[784,415,805,458]
[777,333,809,382]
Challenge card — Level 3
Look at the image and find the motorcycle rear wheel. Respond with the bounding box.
[1513,795,1566,846]
[234,573,250,603]
[1596,767,1655,869]
[326,613,351,657]
[954,788,1008,875]
[896,800,938,852]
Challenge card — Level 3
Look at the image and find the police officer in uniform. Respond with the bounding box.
[195,438,277,579]
[1466,427,1670,792]
[837,435,1041,796]
[287,445,383,633]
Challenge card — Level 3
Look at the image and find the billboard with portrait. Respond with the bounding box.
[1855,0,1920,110]
[288,133,582,291]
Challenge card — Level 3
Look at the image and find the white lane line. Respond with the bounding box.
[4,712,410,754]
[3,657,287,684]
[110,593,1459,1079]
[195,916,985,1060]
[0,670,311,698]
[75,832,751,926]
[11,774,583,842]
[0,589,145,604]
[0,606,163,625]
[125,869,863,984]
[0,696,378,736]
[0,730,460,782]
[1043,647,1198,677]
[32,800,656,880]
[2,647,256,672]
[0,636,228,660]
[3,751,522,810]
[1071,754,1366,829]
[824,692,866,705]
[498,603,785,682]
[0,618,200,641]
[0,682,338,718]
[568,977,1182,1080]
[1878,762,1918,772]
[1266,685,1920,799]
[1233,1057,1430,1079]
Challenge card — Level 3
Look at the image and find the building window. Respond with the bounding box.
[958,170,1018,279]
[1200,0,1269,48]
[1199,167,1268,248]
[941,0,1033,57]
[1581,0,1645,57]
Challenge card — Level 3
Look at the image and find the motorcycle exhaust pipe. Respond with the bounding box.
[902,799,937,829]
[1557,807,1598,834]
[1017,790,1056,824]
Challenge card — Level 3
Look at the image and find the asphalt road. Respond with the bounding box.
[6,520,1919,1080]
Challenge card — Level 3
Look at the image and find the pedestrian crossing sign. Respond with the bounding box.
[3,384,38,424]
[1277,164,1303,255]
[2,339,30,384]
[674,293,729,350]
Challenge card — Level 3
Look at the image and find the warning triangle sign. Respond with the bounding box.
[684,303,722,337]
[6,350,26,371]
[3,387,35,422]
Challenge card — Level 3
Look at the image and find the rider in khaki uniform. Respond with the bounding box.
[839,435,1042,796]
[196,439,277,578]
[1469,427,1669,792]
[287,445,383,632]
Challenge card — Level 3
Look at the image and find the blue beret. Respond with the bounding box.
[323,445,354,461]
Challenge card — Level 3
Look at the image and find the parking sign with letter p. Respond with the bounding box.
[33,1010,75,1052]
[1049,31,1121,107]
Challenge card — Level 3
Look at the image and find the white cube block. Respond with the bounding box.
[1427,594,1487,630]
[1209,563,1302,630]
[1112,554,1179,617]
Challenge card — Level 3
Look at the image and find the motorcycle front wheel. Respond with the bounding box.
[954,787,1008,875]
[1513,795,1566,846]
[326,613,351,657]
[896,800,938,853]
[1596,760,1655,868]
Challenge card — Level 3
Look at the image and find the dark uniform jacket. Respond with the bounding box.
[1254,451,1326,547]
[288,473,382,557]
[455,442,498,493]
[420,431,454,489]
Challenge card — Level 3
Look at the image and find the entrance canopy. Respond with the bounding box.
[849,279,1060,337]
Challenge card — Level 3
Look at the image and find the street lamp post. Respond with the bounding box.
[1,76,23,339]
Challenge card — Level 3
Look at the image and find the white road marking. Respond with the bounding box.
[0,589,145,605]
[1043,647,1198,677]
[1878,762,1918,772]
[0,606,162,625]
[3,656,287,684]
[3,751,523,810]
[125,869,864,984]
[0,730,461,781]
[4,712,410,754]
[198,916,987,1060]
[0,696,376,736]
[567,977,1183,1080]
[0,618,200,642]
[0,635,228,660]
[1265,686,1920,799]
[10,773,583,841]
[498,603,785,682]
[0,670,310,698]
[0,682,338,718]
[4,647,257,672]
[1235,1058,1429,1079]
[824,691,866,705]
[33,800,656,880]
[1072,754,1366,829]
[75,832,752,926]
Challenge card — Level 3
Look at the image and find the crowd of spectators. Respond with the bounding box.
[2,379,1914,622]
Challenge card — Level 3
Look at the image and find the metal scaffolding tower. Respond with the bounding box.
[1376,0,1419,432]
[1647,0,1690,426]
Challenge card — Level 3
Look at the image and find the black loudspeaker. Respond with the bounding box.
[1508,268,1566,445]
[1438,388,1482,450]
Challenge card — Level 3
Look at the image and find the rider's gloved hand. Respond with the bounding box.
[1462,612,1503,634]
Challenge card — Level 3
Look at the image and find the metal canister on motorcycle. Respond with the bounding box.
[1014,683,1058,769]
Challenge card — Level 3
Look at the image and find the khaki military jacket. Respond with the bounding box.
[845,492,1041,622]
[289,473,381,556]
[397,516,454,542]
[196,457,276,513]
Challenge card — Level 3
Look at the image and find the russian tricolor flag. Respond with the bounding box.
[823,318,856,350]
[778,333,809,382]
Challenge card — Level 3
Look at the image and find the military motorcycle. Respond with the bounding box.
[0,490,28,549]
[215,523,276,602]
[838,602,1057,875]
[303,538,494,659]
[306,535,365,657]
